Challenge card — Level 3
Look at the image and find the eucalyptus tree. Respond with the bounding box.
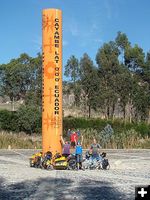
[96,41,120,119]
[0,53,33,110]
[115,31,130,63]
[80,53,99,118]
[64,55,81,106]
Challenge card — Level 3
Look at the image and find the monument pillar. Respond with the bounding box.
[42,9,62,155]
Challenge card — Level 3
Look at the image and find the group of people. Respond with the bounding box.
[61,128,102,170]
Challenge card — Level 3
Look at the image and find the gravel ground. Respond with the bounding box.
[0,149,150,200]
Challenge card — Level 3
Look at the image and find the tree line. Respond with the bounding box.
[0,53,42,108]
[64,32,150,122]
[0,31,150,123]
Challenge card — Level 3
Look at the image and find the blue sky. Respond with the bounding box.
[0,0,150,73]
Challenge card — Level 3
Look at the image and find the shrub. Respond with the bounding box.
[0,106,42,134]
[135,123,150,137]
[0,110,18,131]
[63,117,150,137]
[17,105,41,134]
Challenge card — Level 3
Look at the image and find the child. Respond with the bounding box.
[75,136,83,170]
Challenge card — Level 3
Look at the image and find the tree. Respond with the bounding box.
[124,45,149,121]
[64,55,80,83]
[142,52,150,86]
[80,53,99,118]
[64,55,80,106]
[132,82,150,121]
[0,53,42,110]
[115,31,130,63]
[125,44,145,72]
[133,52,150,122]
[0,53,33,110]
[24,53,42,107]
[115,65,133,121]
[96,41,120,119]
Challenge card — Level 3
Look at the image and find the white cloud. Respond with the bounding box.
[63,40,68,46]
[104,0,122,20]
[104,0,112,20]
[92,23,98,30]
[93,38,103,43]
[70,23,79,36]
[64,18,79,36]
[32,35,42,51]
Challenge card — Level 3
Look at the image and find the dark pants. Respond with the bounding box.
[71,141,76,148]
[76,154,82,169]
[76,154,82,163]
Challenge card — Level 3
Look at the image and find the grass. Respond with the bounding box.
[78,128,150,149]
[0,131,42,149]
[0,129,150,149]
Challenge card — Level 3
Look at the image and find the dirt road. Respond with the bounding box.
[0,149,149,200]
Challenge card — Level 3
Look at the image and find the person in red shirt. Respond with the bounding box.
[67,128,80,148]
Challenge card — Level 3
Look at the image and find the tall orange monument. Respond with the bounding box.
[42,9,62,155]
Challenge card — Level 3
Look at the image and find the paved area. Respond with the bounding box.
[0,149,150,200]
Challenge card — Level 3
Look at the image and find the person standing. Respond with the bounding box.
[75,141,83,170]
[67,128,80,148]
[61,136,71,157]
[90,138,102,160]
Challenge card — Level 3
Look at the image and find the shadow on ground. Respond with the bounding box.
[0,176,128,200]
